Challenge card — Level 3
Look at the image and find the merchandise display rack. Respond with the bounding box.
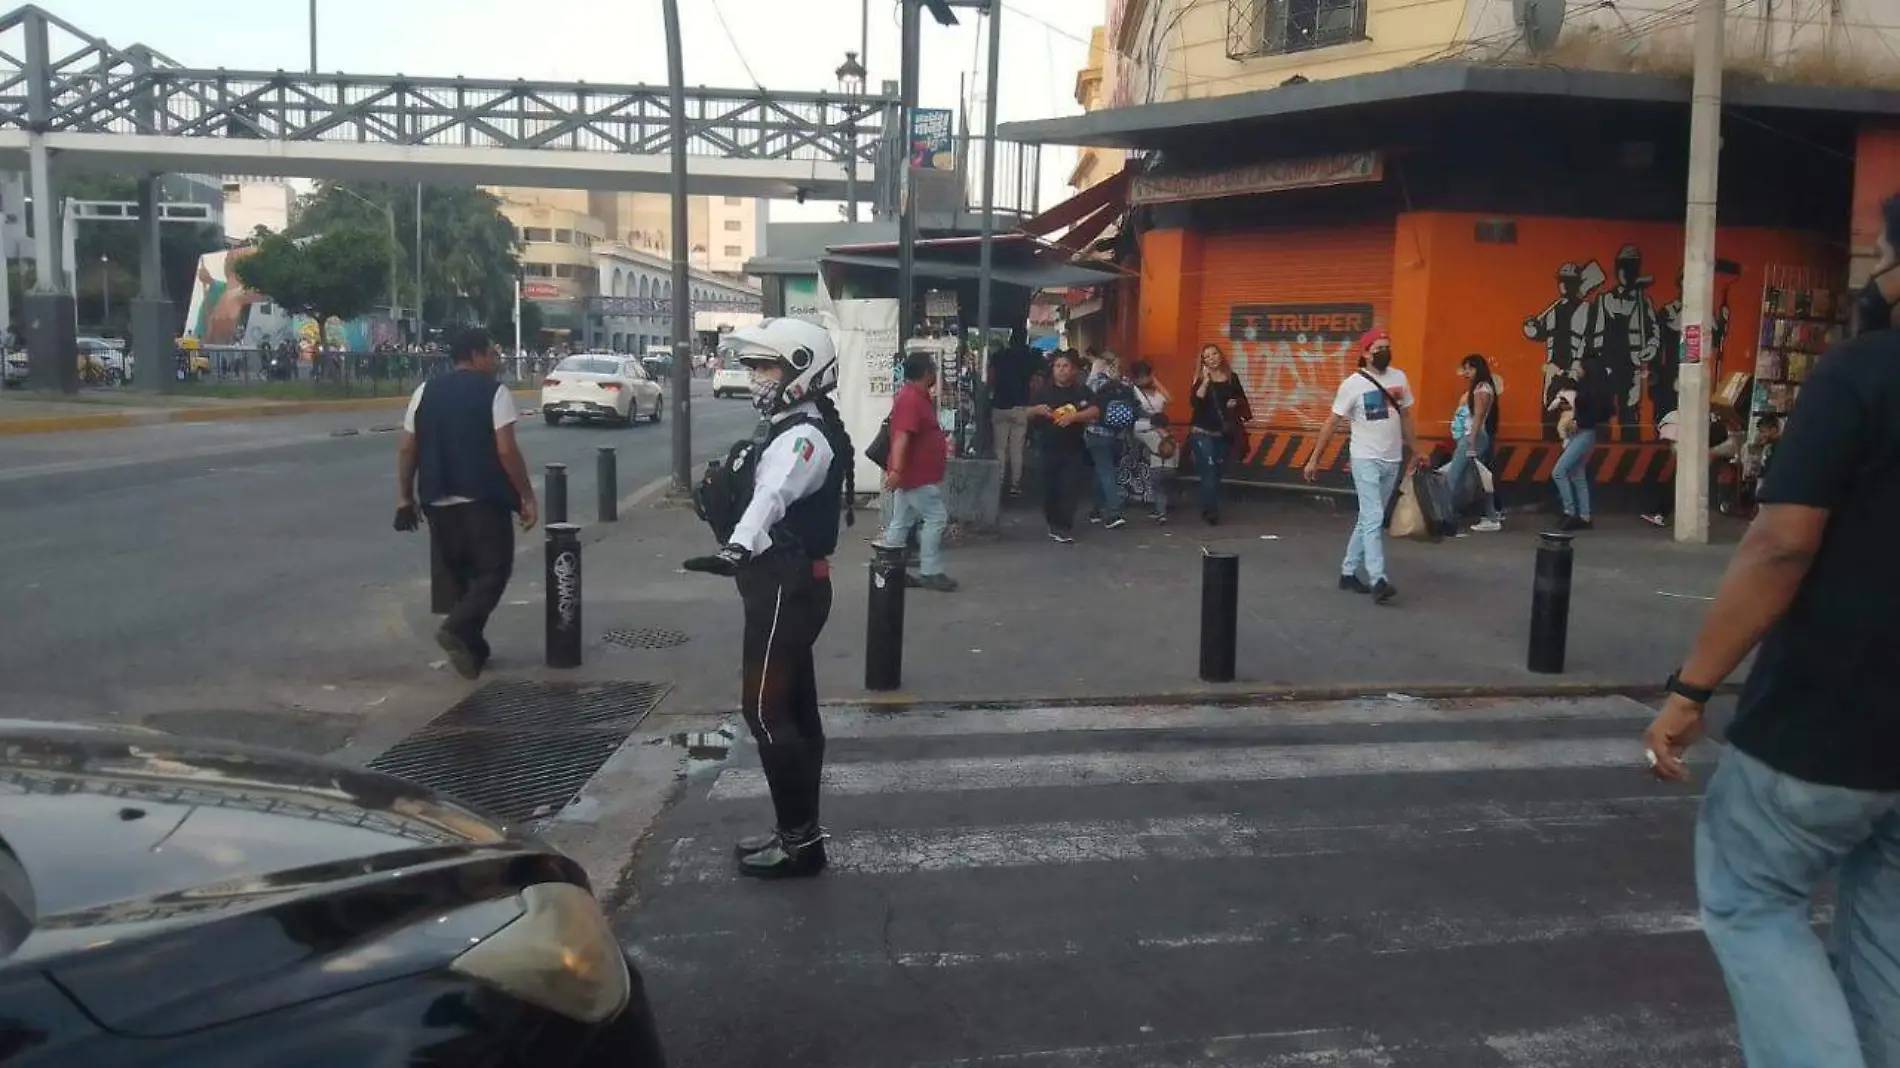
[1743,264,1847,503]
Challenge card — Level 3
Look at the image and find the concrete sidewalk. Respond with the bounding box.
[467,488,1746,713]
[0,387,540,436]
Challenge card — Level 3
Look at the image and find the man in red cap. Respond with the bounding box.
[1303,328,1423,604]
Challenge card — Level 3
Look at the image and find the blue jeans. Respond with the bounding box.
[1191,432,1227,516]
[1342,458,1403,584]
[1442,429,1501,522]
[881,483,949,576]
[1698,746,1900,1067]
[1085,432,1123,520]
[1553,427,1596,519]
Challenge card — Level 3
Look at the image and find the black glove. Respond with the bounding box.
[394,504,420,532]
[683,543,751,577]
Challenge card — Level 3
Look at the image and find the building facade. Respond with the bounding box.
[218,177,294,242]
[1010,0,1900,509]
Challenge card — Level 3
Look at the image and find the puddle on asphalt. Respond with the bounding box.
[660,722,738,777]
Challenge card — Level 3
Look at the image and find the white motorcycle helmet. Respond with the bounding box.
[721,318,839,414]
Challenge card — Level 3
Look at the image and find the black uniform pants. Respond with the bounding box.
[426,502,515,661]
[736,553,833,831]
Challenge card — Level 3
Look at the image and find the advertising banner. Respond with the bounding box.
[909,108,955,171]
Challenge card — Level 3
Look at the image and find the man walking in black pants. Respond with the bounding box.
[1027,350,1099,543]
[396,328,539,678]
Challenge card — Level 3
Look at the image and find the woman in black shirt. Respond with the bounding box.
[1187,344,1250,525]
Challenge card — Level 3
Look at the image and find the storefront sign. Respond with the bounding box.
[521,281,564,300]
[909,109,955,171]
[923,289,959,319]
[1228,303,1377,429]
[1130,152,1383,206]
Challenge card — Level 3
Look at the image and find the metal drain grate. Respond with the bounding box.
[368,680,670,821]
[602,627,691,650]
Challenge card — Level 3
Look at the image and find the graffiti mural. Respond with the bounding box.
[1520,247,1735,443]
[183,247,398,353]
[1225,303,1375,427]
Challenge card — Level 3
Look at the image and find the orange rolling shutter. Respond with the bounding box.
[1192,220,1397,479]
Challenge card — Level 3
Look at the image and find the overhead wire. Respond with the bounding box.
[708,0,764,89]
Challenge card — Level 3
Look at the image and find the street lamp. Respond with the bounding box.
[331,184,402,329]
[836,51,866,223]
[99,255,110,330]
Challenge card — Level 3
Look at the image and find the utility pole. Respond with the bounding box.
[896,0,922,346]
[308,0,318,74]
[663,0,693,494]
[414,182,423,343]
[973,0,1001,458]
[1674,0,1724,545]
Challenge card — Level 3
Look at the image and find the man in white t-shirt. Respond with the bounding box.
[1303,329,1423,605]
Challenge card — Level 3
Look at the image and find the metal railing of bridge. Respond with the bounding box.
[0,4,897,170]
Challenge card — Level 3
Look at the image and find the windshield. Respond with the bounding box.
[722,355,748,371]
[554,357,622,376]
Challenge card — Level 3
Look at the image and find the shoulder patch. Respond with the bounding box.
[793,437,816,463]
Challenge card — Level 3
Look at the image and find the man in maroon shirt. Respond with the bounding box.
[880,351,958,591]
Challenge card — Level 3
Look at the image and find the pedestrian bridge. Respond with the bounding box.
[0,4,895,199]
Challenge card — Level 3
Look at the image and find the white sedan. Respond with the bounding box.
[540,354,664,426]
[711,353,751,399]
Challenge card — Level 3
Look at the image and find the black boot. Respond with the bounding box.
[733,740,823,859]
[737,822,828,879]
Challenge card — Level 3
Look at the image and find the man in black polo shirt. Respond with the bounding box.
[1644,198,1900,1065]
[397,328,539,679]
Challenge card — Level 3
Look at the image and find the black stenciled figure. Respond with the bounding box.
[1524,263,1597,442]
[1589,245,1660,443]
[684,318,855,879]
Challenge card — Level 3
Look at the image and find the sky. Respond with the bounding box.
[42,0,1097,222]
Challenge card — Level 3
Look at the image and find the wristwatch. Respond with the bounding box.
[1664,670,1716,705]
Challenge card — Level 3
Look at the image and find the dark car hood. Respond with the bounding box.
[0,720,582,1035]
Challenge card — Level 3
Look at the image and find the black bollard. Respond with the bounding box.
[597,447,618,523]
[865,543,907,691]
[1199,549,1239,683]
[1528,531,1575,674]
[545,523,583,669]
[544,463,568,525]
[429,530,454,615]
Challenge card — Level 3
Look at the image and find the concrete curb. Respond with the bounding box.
[0,388,540,438]
[815,679,1744,713]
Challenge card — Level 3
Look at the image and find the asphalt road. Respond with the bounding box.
[620,694,1750,1068]
[0,379,760,733]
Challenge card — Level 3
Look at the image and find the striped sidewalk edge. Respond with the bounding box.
[821,679,1734,715]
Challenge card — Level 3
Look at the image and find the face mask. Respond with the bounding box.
[1857,266,1898,334]
[1369,351,1393,373]
[749,373,784,415]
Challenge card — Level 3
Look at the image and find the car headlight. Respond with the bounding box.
[448,882,630,1023]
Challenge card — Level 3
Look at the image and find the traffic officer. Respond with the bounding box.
[683,318,855,879]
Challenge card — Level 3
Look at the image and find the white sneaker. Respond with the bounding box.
[1471,518,1503,533]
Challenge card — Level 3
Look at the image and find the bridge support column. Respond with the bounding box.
[23,134,75,394]
[130,176,174,394]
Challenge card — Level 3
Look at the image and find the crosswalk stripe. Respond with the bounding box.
[658,794,1695,884]
[1484,1011,1742,1067]
[818,695,1655,740]
[894,1028,1394,1068]
[630,903,1731,977]
[707,737,1714,800]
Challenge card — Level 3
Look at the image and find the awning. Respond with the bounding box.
[817,254,1124,290]
[996,63,1900,151]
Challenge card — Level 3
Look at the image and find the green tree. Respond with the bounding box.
[291,181,520,329]
[231,227,390,349]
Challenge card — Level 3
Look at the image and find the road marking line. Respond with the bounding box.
[1485,1010,1741,1067]
[894,1028,1393,1068]
[818,696,1654,740]
[707,738,1713,800]
[659,795,1695,884]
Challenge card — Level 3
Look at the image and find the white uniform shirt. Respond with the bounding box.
[404,378,519,507]
[728,405,836,555]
